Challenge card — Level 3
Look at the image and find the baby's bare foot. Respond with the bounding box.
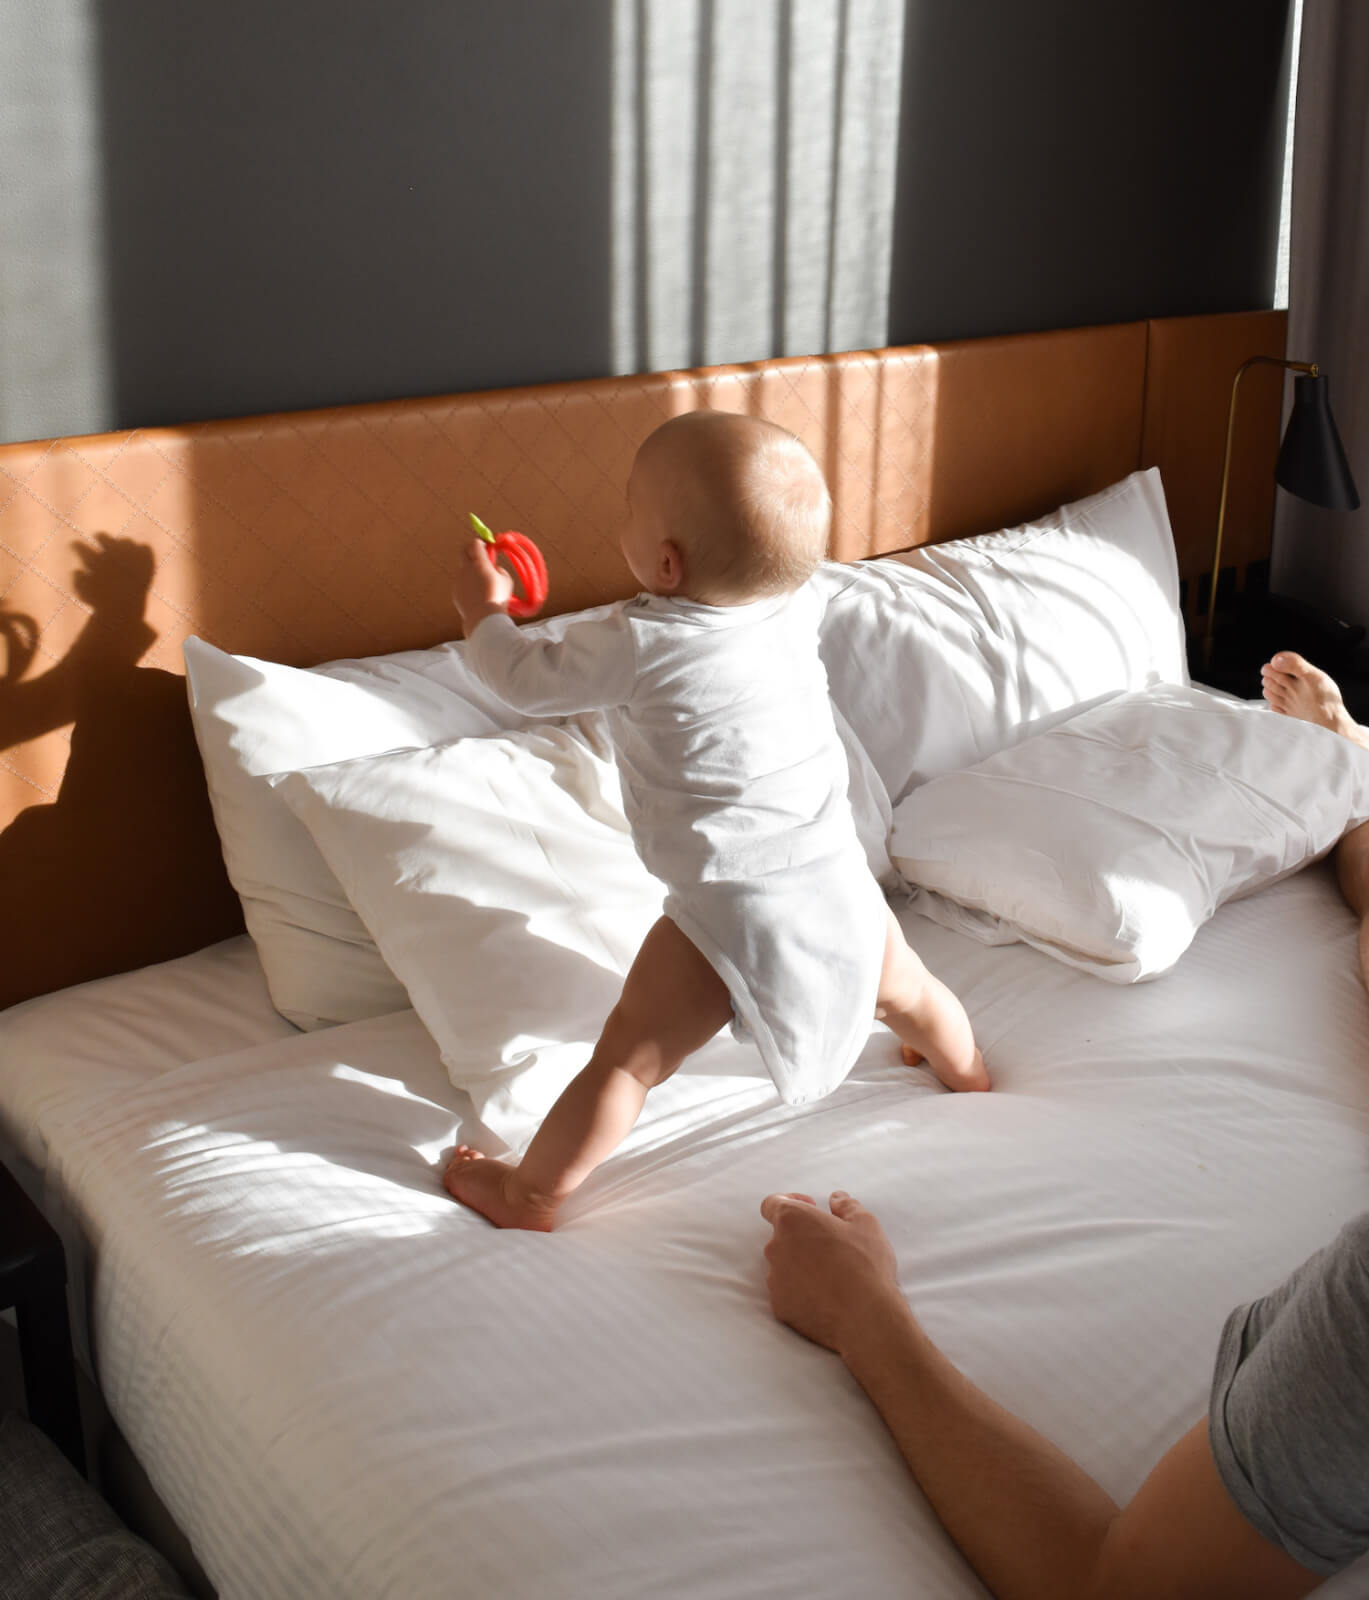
[927,1047,991,1094]
[897,1037,990,1091]
[442,1146,560,1232]
[1261,652,1369,749]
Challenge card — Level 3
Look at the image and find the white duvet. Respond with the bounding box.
[18,872,1369,1599]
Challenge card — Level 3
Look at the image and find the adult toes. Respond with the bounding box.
[1269,650,1313,677]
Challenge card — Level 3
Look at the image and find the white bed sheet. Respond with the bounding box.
[0,935,297,1176]
[17,869,1369,1599]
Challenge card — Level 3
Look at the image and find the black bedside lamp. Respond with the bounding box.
[1203,358,1361,668]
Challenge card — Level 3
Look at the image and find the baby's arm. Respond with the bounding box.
[452,534,635,716]
[464,602,637,720]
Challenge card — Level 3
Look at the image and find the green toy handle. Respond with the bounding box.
[467,510,549,619]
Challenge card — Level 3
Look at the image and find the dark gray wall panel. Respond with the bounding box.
[1,1,1295,442]
[95,1,615,428]
[887,0,1294,345]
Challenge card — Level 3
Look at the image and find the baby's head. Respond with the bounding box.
[624,412,831,604]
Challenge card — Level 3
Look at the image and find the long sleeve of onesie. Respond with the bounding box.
[466,610,636,718]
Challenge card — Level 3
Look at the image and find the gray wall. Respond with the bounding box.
[0,0,1294,445]
[889,0,1294,343]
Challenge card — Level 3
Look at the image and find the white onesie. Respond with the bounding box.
[466,582,886,1104]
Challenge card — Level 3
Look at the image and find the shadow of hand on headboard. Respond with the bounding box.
[0,535,241,1008]
[1,536,156,751]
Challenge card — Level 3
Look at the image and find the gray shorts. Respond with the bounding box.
[1209,1209,1369,1575]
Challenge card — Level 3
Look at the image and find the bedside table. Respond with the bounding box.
[0,1159,86,1473]
[1189,589,1369,710]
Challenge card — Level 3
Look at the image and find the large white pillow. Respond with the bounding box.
[272,727,667,1151]
[816,467,1188,807]
[188,467,1181,1028]
[183,631,566,1029]
[887,684,1369,982]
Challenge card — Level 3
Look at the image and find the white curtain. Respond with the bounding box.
[610,0,905,376]
[1271,0,1369,623]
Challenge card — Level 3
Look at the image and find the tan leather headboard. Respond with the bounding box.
[0,309,1285,1007]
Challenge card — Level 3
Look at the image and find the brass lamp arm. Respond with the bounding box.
[1203,356,1319,664]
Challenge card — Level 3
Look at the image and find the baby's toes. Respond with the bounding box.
[443,1145,484,1189]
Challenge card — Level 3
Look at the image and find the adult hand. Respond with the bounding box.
[451,536,513,631]
[762,1195,1327,1600]
[760,1190,907,1356]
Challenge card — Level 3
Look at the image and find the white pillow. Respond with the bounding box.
[184,632,562,1029]
[188,467,1180,1027]
[183,593,881,1033]
[817,467,1188,807]
[887,685,1369,983]
[272,727,667,1151]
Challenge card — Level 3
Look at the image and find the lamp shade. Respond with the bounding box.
[1275,373,1361,510]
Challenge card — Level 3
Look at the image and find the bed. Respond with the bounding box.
[3,308,1367,1599]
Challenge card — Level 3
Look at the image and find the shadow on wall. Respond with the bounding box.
[0,536,241,1011]
[0,339,944,1012]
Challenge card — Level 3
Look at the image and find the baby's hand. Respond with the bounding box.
[451,537,514,632]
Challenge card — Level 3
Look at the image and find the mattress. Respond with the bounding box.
[0,936,296,1178]
[8,871,1368,1598]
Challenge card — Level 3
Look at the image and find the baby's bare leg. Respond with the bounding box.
[444,916,733,1229]
[876,908,989,1092]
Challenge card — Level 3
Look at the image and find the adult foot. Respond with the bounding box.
[1261,651,1369,750]
[442,1146,560,1231]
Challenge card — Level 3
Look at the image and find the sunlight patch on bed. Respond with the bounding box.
[1093,871,1195,975]
[126,1116,450,1244]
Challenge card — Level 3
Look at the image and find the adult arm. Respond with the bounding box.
[759,1191,1323,1600]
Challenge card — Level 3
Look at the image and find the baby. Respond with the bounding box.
[445,411,987,1230]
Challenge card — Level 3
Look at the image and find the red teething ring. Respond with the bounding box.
[469,513,549,620]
